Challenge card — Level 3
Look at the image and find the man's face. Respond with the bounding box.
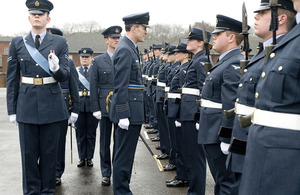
[254,9,272,41]
[28,13,50,30]
[80,56,93,67]
[212,31,230,54]
[167,54,176,63]
[174,52,186,62]
[105,37,120,50]
[293,0,300,12]
[134,25,148,42]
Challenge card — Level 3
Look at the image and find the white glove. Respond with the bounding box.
[48,53,59,72]
[175,120,181,127]
[68,112,78,124]
[118,118,130,130]
[195,123,199,130]
[93,111,102,120]
[9,114,17,126]
[220,142,230,155]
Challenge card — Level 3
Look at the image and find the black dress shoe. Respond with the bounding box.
[151,136,160,142]
[163,163,176,171]
[156,153,169,160]
[166,179,189,187]
[147,129,158,134]
[144,125,154,129]
[155,144,160,150]
[166,176,177,184]
[56,177,61,186]
[87,159,93,167]
[77,159,85,167]
[101,176,111,186]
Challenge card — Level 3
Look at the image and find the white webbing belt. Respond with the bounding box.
[165,87,170,92]
[22,76,57,85]
[167,93,181,99]
[235,103,255,116]
[252,109,300,131]
[201,99,222,109]
[157,82,166,87]
[182,87,200,96]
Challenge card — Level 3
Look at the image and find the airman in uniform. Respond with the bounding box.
[6,0,70,193]
[90,25,122,186]
[75,48,98,168]
[239,0,300,194]
[227,0,296,190]
[109,12,150,195]
[179,27,210,194]
[197,15,245,195]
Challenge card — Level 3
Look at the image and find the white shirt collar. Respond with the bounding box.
[296,12,300,24]
[263,34,285,49]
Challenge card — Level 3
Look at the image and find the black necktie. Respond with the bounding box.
[35,35,40,49]
[84,67,88,78]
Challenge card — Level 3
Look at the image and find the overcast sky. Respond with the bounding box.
[1,0,261,36]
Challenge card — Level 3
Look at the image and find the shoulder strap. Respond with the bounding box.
[76,67,90,90]
[22,36,53,77]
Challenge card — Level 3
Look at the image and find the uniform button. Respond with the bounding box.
[255,92,259,99]
[36,64,39,66]
[203,82,205,86]
[270,53,275,59]
[21,59,24,61]
[104,72,107,74]
[36,75,39,78]
[249,78,253,82]
[207,72,210,75]
[261,72,266,78]
[209,78,213,81]
[200,94,202,97]
[278,66,283,71]
[239,83,243,88]
[134,98,137,101]
[244,69,248,73]
[236,98,239,103]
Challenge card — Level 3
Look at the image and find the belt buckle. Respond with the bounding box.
[33,78,43,85]
[82,91,87,96]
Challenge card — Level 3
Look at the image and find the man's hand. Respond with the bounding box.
[68,112,78,124]
[93,111,102,120]
[220,142,230,155]
[175,120,181,127]
[118,118,130,130]
[48,53,59,72]
[9,114,17,126]
[195,123,199,130]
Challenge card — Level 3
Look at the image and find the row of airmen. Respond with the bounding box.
[139,0,300,195]
[6,0,300,194]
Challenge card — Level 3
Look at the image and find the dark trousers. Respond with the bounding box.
[99,117,115,177]
[113,124,141,195]
[147,95,158,129]
[203,144,237,195]
[182,121,206,195]
[167,117,177,165]
[156,102,170,154]
[56,120,68,178]
[174,120,189,181]
[75,112,98,160]
[19,121,64,195]
[143,90,149,123]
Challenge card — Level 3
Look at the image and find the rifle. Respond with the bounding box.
[202,21,212,74]
[152,44,156,61]
[240,2,251,77]
[264,0,279,63]
[224,3,250,119]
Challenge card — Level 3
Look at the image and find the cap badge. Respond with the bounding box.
[48,30,52,34]
[35,1,40,7]
[188,32,192,36]
[83,50,87,53]
[216,18,218,25]
[115,28,120,33]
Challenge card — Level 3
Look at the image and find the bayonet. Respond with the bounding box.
[202,21,212,74]
[240,2,250,77]
[264,0,279,63]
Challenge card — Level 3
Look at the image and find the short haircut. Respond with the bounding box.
[225,31,244,46]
